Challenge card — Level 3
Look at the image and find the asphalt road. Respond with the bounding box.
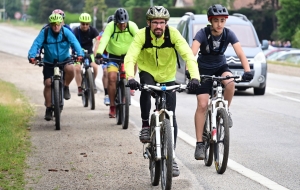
[0,23,299,190]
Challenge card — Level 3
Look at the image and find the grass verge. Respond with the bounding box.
[0,80,34,190]
[0,20,44,30]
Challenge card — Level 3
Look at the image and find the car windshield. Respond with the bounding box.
[193,24,258,47]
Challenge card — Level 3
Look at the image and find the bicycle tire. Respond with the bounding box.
[214,108,230,174]
[149,114,161,186]
[161,119,173,190]
[204,111,214,166]
[86,69,95,110]
[53,80,61,130]
[121,79,130,129]
[116,77,122,125]
[81,71,88,107]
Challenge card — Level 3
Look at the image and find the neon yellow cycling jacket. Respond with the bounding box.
[96,21,139,55]
[124,26,200,83]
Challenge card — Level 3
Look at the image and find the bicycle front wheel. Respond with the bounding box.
[203,111,214,166]
[81,71,88,107]
[214,108,230,174]
[149,114,160,186]
[86,69,95,110]
[121,79,130,129]
[161,119,173,190]
[53,80,61,130]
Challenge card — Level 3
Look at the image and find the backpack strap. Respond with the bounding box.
[43,26,68,44]
[141,26,181,68]
[202,26,227,55]
[111,23,133,40]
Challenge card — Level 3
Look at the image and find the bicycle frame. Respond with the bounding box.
[144,84,186,160]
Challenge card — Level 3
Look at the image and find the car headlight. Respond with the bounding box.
[254,51,266,63]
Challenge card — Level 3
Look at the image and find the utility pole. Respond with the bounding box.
[3,0,5,21]
[150,0,153,7]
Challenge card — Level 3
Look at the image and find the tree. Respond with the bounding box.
[194,0,235,14]
[0,0,22,19]
[105,0,121,8]
[69,0,85,13]
[276,0,300,40]
[120,0,173,8]
[84,0,107,30]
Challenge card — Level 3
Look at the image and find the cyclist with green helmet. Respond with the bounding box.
[124,6,200,177]
[73,13,100,96]
[95,8,139,118]
[28,13,83,121]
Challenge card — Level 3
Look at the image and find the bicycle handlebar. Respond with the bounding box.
[141,84,187,91]
[101,57,124,65]
[200,75,243,83]
[36,59,74,67]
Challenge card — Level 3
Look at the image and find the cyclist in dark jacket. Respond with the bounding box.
[28,13,83,121]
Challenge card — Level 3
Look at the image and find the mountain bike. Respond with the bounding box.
[80,50,96,110]
[142,83,186,190]
[201,75,241,174]
[37,58,74,130]
[102,57,130,129]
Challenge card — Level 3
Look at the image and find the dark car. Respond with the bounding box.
[175,12,269,95]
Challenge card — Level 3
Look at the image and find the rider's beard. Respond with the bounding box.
[154,29,163,38]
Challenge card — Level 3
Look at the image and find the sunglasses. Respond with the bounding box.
[50,22,61,26]
[81,23,89,26]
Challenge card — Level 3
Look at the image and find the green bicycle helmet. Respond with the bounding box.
[49,13,63,23]
[79,13,92,23]
[146,6,170,21]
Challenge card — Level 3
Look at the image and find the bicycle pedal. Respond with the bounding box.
[143,152,149,159]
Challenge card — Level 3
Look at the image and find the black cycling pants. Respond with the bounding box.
[139,71,178,146]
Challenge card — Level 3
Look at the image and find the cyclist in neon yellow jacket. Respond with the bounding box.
[124,6,200,178]
[96,8,139,118]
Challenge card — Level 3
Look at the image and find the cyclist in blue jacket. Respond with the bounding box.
[28,13,83,121]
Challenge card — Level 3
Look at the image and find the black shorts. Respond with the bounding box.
[42,63,70,81]
[195,64,232,95]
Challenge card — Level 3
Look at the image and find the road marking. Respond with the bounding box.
[268,87,300,103]
[177,129,290,190]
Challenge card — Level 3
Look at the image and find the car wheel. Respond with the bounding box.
[253,86,266,95]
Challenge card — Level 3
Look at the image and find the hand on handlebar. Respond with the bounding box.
[242,71,253,81]
[95,53,103,59]
[29,58,37,65]
[187,78,200,91]
[76,56,83,62]
[128,79,140,90]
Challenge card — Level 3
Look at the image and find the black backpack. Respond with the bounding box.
[199,26,228,55]
[142,26,181,68]
[111,22,133,40]
[43,25,69,44]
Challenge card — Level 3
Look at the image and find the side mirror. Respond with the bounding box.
[261,39,269,50]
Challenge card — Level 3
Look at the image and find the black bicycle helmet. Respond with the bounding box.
[107,15,114,23]
[207,4,229,20]
[114,8,129,23]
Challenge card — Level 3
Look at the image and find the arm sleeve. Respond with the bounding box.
[28,30,45,58]
[124,30,143,78]
[228,29,239,45]
[96,22,114,54]
[172,29,200,80]
[129,21,139,36]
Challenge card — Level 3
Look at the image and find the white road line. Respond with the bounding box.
[267,87,300,103]
[177,129,290,190]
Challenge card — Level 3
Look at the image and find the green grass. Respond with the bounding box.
[0,20,44,30]
[0,80,34,190]
[268,60,300,68]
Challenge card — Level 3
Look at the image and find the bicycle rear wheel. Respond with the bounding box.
[149,114,161,186]
[81,71,88,107]
[121,79,130,129]
[161,119,173,190]
[86,69,95,110]
[214,108,230,174]
[203,111,214,166]
[53,80,61,130]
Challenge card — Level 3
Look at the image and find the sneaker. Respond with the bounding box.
[172,160,180,177]
[139,127,150,143]
[78,87,83,96]
[109,106,116,118]
[228,112,233,128]
[64,86,71,100]
[104,95,110,105]
[130,89,135,96]
[44,107,53,121]
[194,143,205,160]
